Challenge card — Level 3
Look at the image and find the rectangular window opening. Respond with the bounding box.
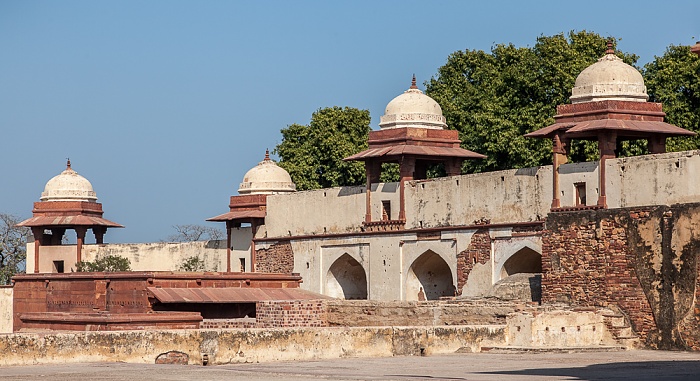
[575,182,587,206]
[239,258,246,272]
[53,260,65,273]
[381,201,391,221]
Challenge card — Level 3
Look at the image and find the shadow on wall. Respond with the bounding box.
[406,250,455,301]
[326,253,368,300]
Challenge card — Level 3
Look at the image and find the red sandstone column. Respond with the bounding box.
[75,227,87,263]
[597,132,616,208]
[398,157,415,221]
[551,134,568,209]
[250,220,258,272]
[31,227,42,273]
[225,220,232,272]
[364,161,380,223]
[93,226,106,244]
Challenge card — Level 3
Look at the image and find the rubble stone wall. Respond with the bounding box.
[542,204,700,350]
[255,241,294,273]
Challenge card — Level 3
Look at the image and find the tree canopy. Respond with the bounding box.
[0,213,29,284]
[425,31,642,173]
[76,255,131,272]
[644,44,700,152]
[274,32,700,188]
[274,106,370,191]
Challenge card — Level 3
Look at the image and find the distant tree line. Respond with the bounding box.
[275,31,700,190]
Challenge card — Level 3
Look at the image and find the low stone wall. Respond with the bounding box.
[325,299,526,327]
[0,325,506,366]
[0,286,12,333]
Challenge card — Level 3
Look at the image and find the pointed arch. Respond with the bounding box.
[499,246,542,280]
[326,253,368,300]
[406,250,454,301]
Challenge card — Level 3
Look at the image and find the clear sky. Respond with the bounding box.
[1,0,698,243]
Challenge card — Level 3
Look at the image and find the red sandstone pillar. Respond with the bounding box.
[597,132,616,208]
[225,220,232,272]
[93,226,106,244]
[250,220,258,272]
[364,161,380,223]
[31,227,43,273]
[445,159,461,177]
[551,134,568,209]
[648,136,667,154]
[398,156,415,221]
[75,227,87,264]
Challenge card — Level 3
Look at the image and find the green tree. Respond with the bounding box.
[178,256,207,271]
[643,44,700,152]
[0,213,29,284]
[274,106,370,190]
[76,255,131,272]
[425,31,638,173]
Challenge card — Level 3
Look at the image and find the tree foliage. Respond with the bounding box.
[274,106,370,190]
[178,256,207,272]
[0,213,29,284]
[643,44,700,152]
[425,31,639,173]
[166,224,224,242]
[76,255,131,272]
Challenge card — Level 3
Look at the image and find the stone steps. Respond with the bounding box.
[480,345,626,353]
[601,309,640,349]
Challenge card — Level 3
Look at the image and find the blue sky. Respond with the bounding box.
[1,1,698,243]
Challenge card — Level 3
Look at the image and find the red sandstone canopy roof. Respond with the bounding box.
[345,145,486,161]
[147,287,332,303]
[206,210,266,222]
[17,215,123,228]
[525,120,696,140]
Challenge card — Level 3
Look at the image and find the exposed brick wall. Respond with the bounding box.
[255,242,294,273]
[256,300,328,328]
[456,230,491,295]
[325,299,521,327]
[542,205,700,350]
[200,318,257,329]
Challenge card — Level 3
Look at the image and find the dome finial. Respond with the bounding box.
[264,149,270,161]
[66,158,71,169]
[605,40,615,55]
[410,74,417,89]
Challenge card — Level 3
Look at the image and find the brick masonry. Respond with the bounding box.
[255,241,294,273]
[456,229,491,295]
[542,204,700,350]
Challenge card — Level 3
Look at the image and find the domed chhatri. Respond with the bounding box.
[379,75,447,130]
[40,159,98,202]
[238,150,296,195]
[570,42,648,104]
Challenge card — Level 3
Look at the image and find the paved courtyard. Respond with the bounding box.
[1,350,699,380]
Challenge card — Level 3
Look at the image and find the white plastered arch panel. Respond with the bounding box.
[492,237,542,283]
[401,239,458,301]
[320,244,369,299]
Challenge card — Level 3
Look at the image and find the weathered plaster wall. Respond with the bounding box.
[276,230,481,301]
[262,151,700,240]
[0,325,506,366]
[507,310,615,348]
[264,185,366,238]
[26,240,228,274]
[542,204,700,350]
[0,286,12,333]
[406,166,551,229]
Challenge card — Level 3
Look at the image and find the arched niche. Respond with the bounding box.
[406,250,454,301]
[326,253,368,300]
[499,246,542,280]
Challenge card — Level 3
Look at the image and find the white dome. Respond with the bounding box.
[238,151,296,195]
[40,160,98,202]
[570,45,648,104]
[379,76,447,130]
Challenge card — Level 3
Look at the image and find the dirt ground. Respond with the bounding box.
[1,350,699,381]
